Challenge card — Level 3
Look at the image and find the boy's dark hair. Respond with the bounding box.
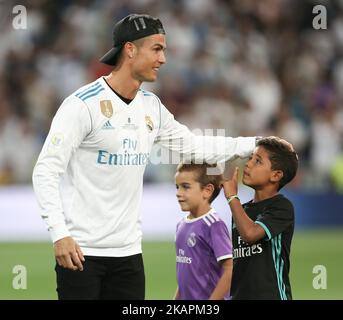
[176,162,222,203]
[257,137,298,190]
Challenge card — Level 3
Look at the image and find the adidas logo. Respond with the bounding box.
[102,120,114,130]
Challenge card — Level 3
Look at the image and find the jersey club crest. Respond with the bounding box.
[187,232,197,247]
[145,116,154,132]
[100,100,113,118]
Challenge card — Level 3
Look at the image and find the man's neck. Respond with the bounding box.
[104,69,141,100]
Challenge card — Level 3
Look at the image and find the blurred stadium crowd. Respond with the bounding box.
[0,0,343,191]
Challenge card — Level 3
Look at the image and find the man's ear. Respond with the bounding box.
[124,42,136,58]
[271,170,283,183]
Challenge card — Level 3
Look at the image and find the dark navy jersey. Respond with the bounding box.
[231,194,294,300]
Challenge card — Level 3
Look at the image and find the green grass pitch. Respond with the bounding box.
[0,229,342,299]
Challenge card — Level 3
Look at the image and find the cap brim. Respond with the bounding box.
[99,46,122,65]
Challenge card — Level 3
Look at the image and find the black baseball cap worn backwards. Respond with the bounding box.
[100,14,165,66]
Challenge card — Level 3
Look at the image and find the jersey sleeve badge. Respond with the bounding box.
[100,100,113,118]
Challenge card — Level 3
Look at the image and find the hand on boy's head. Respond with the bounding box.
[221,167,239,198]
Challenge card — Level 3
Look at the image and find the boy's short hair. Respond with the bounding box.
[176,162,222,203]
[257,137,298,190]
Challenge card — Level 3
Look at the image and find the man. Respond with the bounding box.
[32,13,257,300]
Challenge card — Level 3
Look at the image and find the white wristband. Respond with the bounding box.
[227,195,240,204]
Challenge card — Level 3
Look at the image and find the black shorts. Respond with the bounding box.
[55,253,145,300]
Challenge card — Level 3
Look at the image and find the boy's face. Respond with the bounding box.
[243,146,282,189]
[175,171,210,212]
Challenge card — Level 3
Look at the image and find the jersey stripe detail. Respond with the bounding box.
[271,237,282,299]
[80,87,105,101]
[279,257,287,299]
[271,234,287,300]
[277,235,287,300]
[210,213,219,221]
[140,89,153,96]
[207,214,215,223]
[202,216,211,226]
[255,220,272,240]
[75,82,100,97]
[77,84,103,99]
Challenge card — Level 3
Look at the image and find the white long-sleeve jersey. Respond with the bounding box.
[32,77,255,257]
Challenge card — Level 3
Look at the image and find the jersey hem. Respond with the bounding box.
[80,244,142,257]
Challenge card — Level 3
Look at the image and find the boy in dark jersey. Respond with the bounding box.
[174,162,233,300]
[222,137,298,300]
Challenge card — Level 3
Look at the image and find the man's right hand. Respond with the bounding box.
[54,236,85,271]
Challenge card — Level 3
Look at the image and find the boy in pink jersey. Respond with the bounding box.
[174,162,232,300]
